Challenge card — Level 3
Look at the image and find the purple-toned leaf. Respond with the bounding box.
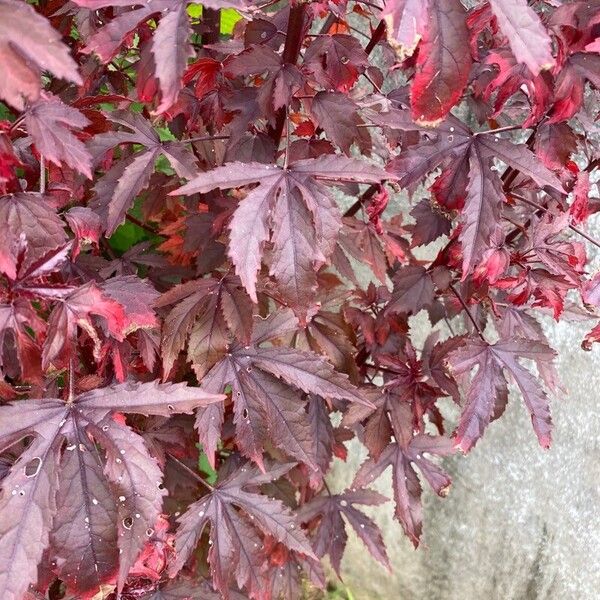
[152,3,194,114]
[411,0,472,125]
[0,0,81,109]
[489,0,555,75]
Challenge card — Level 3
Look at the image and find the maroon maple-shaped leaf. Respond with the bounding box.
[448,337,556,453]
[137,578,216,599]
[225,44,305,127]
[170,462,315,596]
[42,281,127,369]
[24,95,92,179]
[0,241,78,379]
[151,1,194,114]
[171,156,392,316]
[550,53,600,123]
[293,309,359,383]
[352,401,454,546]
[408,199,452,246]
[410,0,472,125]
[385,265,435,316]
[489,0,555,75]
[461,143,506,277]
[475,48,552,128]
[76,0,159,63]
[0,380,224,600]
[0,0,81,110]
[524,211,586,285]
[138,578,247,599]
[298,487,390,575]
[154,275,252,379]
[303,34,369,92]
[263,546,326,600]
[310,92,371,155]
[75,0,245,64]
[89,2,199,114]
[386,116,472,195]
[422,332,466,404]
[198,310,372,471]
[65,206,102,258]
[89,111,197,235]
[102,275,160,334]
[0,193,67,281]
[386,118,565,275]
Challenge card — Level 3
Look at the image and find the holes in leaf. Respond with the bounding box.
[122,517,133,530]
[242,408,249,419]
[25,457,42,477]
[167,404,175,411]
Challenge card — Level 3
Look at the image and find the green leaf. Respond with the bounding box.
[187,2,202,18]
[108,220,147,254]
[221,8,242,35]
[197,446,218,484]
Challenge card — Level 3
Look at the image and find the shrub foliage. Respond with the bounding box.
[0,0,599,598]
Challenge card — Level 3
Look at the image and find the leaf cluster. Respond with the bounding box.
[0,0,599,598]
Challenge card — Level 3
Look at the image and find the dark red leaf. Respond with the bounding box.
[410,0,472,125]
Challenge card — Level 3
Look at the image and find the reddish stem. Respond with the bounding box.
[269,3,308,146]
[449,284,486,342]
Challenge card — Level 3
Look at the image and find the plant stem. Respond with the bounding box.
[167,452,215,492]
[185,134,230,143]
[269,3,307,147]
[39,155,46,194]
[474,124,525,136]
[284,105,291,170]
[365,19,386,54]
[9,115,25,134]
[365,362,403,376]
[362,71,382,94]
[343,184,377,217]
[449,284,486,342]
[340,20,387,217]
[512,193,600,251]
[125,213,164,237]
[68,357,75,402]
